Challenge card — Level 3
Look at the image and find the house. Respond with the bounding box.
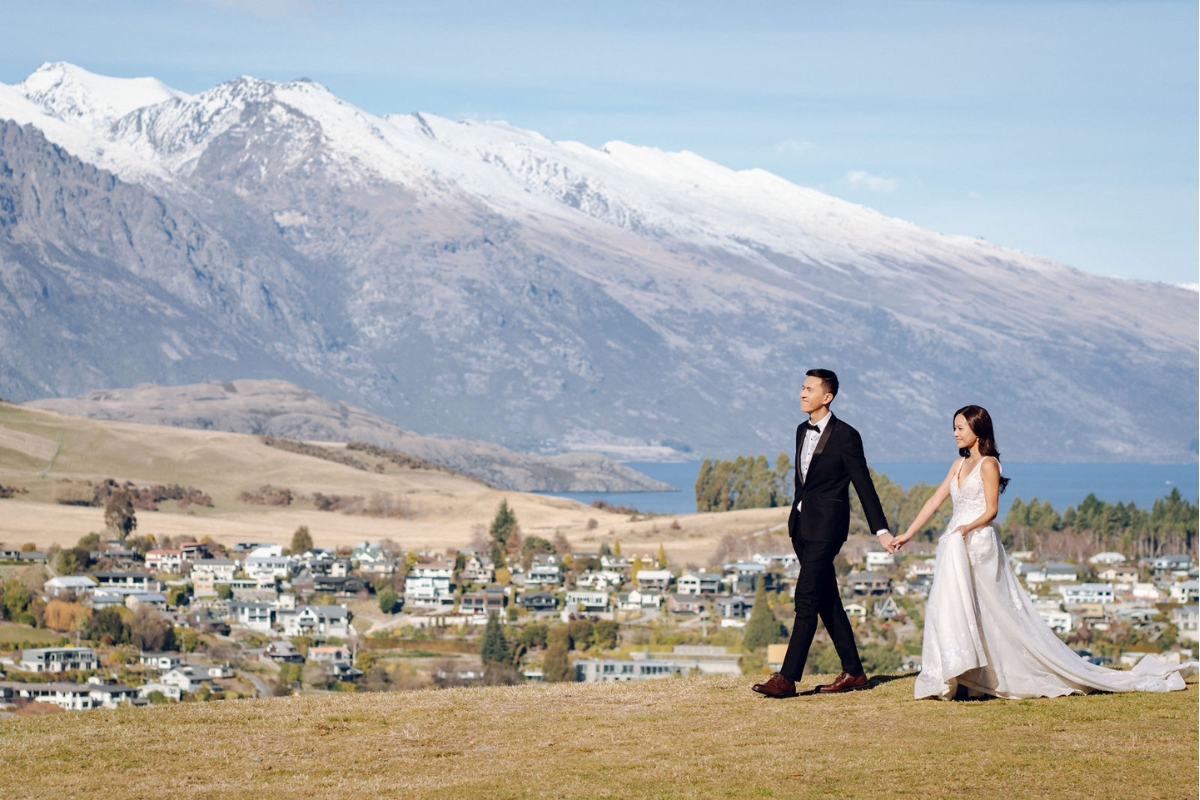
[848,572,891,595]
[565,590,610,613]
[410,558,455,580]
[1089,551,1127,566]
[1171,605,1198,642]
[312,575,368,596]
[1024,563,1078,584]
[676,573,721,596]
[326,661,364,681]
[264,641,305,663]
[43,575,99,598]
[282,605,352,638]
[459,592,489,616]
[667,593,705,615]
[85,676,138,708]
[461,555,495,584]
[865,551,895,569]
[906,559,936,579]
[1059,584,1115,605]
[145,549,185,573]
[574,658,688,683]
[161,666,210,693]
[1,681,99,710]
[599,554,630,571]
[526,564,563,586]
[714,595,751,619]
[139,652,182,670]
[90,571,162,592]
[1037,609,1075,634]
[351,542,385,563]
[1169,580,1199,604]
[1131,583,1165,601]
[138,682,182,701]
[843,603,868,624]
[1098,567,1140,584]
[189,558,238,582]
[872,596,902,620]
[516,591,558,611]
[307,645,351,664]
[617,589,663,610]
[576,570,625,591]
[247,544,285,558]
[228,601,275,632]
[358,559,397,578]
[404,574,454,607]
[483,585,507,612]
[243,556,295,580]
[635,569,673,591]
[19,647,98,673]
[1148,554,1193,572]
[752,552,798,568]
[125,593,167,611]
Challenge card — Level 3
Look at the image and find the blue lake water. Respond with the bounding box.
[543,461,1199,520]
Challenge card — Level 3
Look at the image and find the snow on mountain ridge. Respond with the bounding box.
[19,62,190,130]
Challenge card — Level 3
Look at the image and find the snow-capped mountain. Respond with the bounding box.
[0,62,1194,461]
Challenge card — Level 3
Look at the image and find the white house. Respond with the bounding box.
[247,544,285,558]
[599,554,630,570]
[1025,564,1079,584]
[1171,605,1198,642]
[1131,583,1165,601]
[1098,567,1140,584]
[145,549,185,573]
[282,605,352,638]
[138,682,182,701]
[1148,554,1193,572]
[4,681,99,710]
[1059,583,1115,605]
[526,563,563,586]
[19,647,98,673]
[161,667,209,693]
[752,552,798,568]
[139,652,182,670]
[617,589,663,610]
[308,645,352,664]
[243,556,294,580]
[190,558,238,582]
[404,574,453,607]
[865,551,895,569]
[565,590,610,613]
[906,559,936,579]
[576,570,625,591]
[461,555,495,584]
[635,569,673,591]
[1169,580,1199,604]
[676,573,721,596]
[228,601,275,633]
[1089,551,1127,566]
[85,676,138,708]
[1038,609,1075,634]
[43,575,99,598]
[409,559,455,580]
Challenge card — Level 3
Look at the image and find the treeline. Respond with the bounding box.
[261,436,370,471]
[1003,488,1196,559]
[694,456,950,540]
[53,478,211,510]
[694,454,793,512]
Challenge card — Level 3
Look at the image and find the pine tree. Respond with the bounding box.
[480,612,509,665]
[656,544,667,569]
[489,500,519,565]
[613,539,622,556]
[743,577,781,651]
[289,525,314,555]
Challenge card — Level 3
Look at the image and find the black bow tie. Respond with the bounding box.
[805,423,822,434]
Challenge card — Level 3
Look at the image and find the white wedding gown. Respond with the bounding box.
[914,457,1197,700]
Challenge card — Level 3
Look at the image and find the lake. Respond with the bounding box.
[543,461,1199,519]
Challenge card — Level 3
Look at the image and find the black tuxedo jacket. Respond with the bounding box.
[787,415,889,543]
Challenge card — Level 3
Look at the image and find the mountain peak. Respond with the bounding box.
[19,61,190,130]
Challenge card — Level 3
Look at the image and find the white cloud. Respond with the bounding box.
[844,170,900,193]
[774,137,816,154]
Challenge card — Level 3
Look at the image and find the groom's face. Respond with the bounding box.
[799,376,833,415]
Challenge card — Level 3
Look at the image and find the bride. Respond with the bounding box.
[888,405,1195,700]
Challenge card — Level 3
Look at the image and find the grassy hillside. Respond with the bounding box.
[0,402,789,560]
[1,674,1195,799]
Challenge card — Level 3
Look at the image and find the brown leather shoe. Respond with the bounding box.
[814,671,869,693]
[751,672,798,698]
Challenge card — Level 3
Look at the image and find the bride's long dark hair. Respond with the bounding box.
[955,405,1010,493]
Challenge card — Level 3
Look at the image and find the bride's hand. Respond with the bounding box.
[891,531,914,552]
[955,526,970,540]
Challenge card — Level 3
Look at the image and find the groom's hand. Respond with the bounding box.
[877,531,897,554]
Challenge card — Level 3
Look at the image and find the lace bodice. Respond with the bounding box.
[949,457,993,525]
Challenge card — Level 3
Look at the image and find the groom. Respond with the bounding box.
[752,369,894,698]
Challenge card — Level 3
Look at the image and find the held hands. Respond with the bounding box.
[888,530,914,554]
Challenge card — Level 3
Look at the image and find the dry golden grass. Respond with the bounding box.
[2,674,1195,799]
[0,403,787,563]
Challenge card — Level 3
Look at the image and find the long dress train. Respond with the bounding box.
[914,457,1196,700]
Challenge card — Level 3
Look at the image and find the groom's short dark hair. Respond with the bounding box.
[806,368,839,398]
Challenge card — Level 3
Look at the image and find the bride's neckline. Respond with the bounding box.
[956,456,984,490]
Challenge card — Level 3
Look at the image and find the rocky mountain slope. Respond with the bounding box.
[0,62,1195,461]
[24,381,671,493]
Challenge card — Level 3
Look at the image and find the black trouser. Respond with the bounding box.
[780,535,863,681]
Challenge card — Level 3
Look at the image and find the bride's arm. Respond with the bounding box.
[890,461,956,549]
[955,457,1001,538]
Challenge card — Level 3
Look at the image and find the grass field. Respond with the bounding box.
[2,673,1195,798]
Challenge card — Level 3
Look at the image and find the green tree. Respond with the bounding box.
[179,628,200,653]
[480,612,510,665]
[520,536,555,569]
[104,490,137,541]
[656,544,668,569]
[216,583,233,600]
[743,578,783,651]
[592,620,620,651]
[543,637,572,682]
[86,607,130,644]
[489,500,520,565]
[289,525,314,556]
[378,587,399,614]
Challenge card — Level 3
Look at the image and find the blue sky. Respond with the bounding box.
[4,0,1197,284]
